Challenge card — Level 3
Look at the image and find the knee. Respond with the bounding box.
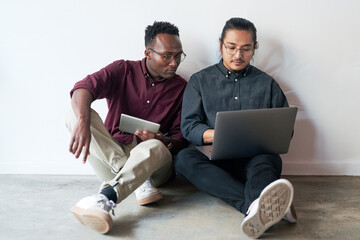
[264,154,282,171]
[65,108,101,132]
[137,139,171,162]
[248,154,282,175]
[144,139,168,153]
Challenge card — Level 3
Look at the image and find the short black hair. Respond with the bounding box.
[220,18,258,47]
[145,21,179,47]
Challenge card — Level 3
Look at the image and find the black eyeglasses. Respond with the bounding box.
[223,43,254,57]
[148,48,186,64]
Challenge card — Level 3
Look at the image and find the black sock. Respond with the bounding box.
[100,187,117,203]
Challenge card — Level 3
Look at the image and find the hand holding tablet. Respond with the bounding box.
[119,114,160,134]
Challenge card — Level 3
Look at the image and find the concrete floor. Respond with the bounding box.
[1,175,360,240]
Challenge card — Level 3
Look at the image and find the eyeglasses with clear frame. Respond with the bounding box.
[148,48,186,64]
[223,43,254,57]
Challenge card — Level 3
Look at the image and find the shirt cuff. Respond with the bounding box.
[193,125,211,146]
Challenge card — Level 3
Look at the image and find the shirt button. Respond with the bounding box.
[235,97,238,100]
[235,79,238,82]
[146,100,150,103]
[152,83,155,86]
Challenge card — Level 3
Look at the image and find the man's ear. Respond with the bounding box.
[144,49,151,60]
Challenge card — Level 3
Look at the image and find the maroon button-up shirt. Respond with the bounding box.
[70,58,188,154]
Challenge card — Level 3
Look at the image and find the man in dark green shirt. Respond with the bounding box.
[175,18,297,239]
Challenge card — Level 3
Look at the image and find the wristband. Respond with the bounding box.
[165,137,173,150]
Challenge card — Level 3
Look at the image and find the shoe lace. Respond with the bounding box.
[98,194,117,216]
[139,179,153,192]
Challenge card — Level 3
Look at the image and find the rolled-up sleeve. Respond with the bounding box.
[70,61,125,100]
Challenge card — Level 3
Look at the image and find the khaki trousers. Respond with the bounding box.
[66,109,173,203]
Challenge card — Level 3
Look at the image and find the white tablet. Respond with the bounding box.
[119,114,160,134]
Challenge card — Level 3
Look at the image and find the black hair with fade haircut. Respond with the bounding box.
[220,17,258,48]
[145,21,179,48]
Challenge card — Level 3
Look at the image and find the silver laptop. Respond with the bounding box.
[196,107,298,160]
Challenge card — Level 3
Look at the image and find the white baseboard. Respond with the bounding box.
[282,161,360,176]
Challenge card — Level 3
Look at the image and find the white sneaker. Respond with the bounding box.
[241,179,294,239]
[70,194,116,234]
[134,178,163,205]
[283,204,297,223]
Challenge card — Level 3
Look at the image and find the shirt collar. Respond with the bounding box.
[141,57,167,83]
[217,59,251,78]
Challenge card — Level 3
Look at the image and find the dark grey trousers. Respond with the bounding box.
[174,147,282,214]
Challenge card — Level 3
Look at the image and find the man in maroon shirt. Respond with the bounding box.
[65,21,187,234]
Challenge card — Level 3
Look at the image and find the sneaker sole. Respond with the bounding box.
[242,179,294,239]
[70,206,113,234]
[137,192,163,206]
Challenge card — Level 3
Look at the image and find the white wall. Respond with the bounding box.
[1,0,359,175]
